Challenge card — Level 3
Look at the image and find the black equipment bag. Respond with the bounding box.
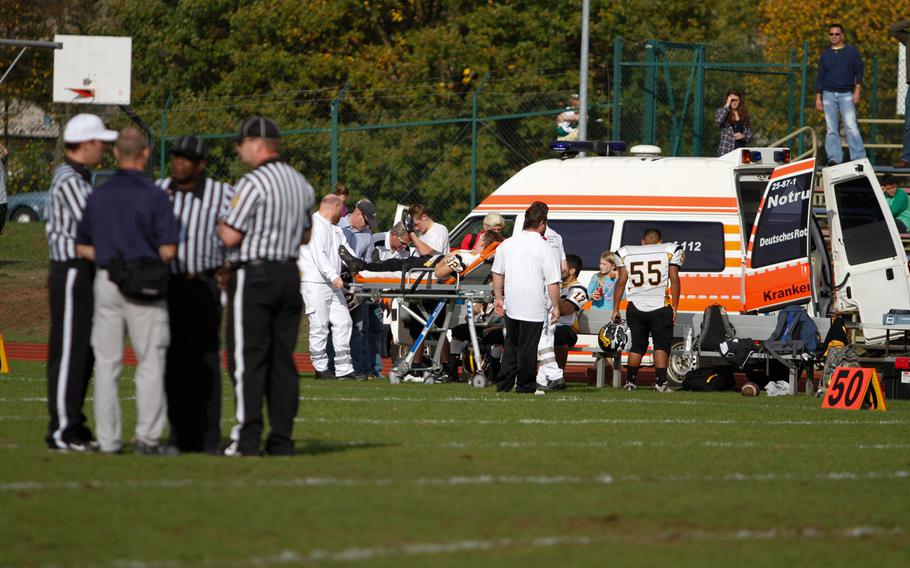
[107,256,169,301]
[697,303,736,352]
[682,367,736,392]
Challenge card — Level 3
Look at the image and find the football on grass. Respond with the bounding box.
[741,382,760,397]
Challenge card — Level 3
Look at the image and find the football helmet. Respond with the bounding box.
[597,321,630,353]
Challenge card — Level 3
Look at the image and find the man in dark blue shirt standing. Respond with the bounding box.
[815,23,866,165]
[76,126,179,455]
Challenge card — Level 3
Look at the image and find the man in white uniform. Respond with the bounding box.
[298,194,356,380]
[536,202,569,391]
[612,228,683,392]
[492,202,560,393]
[404,203,449,256]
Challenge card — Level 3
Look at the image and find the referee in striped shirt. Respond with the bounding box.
[218,116,314,456]
[156,136,234,453]
[44,114,118,451]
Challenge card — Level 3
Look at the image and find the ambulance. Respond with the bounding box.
[445,141,910,379]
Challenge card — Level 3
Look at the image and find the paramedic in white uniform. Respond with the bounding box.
[536,202,569,390]
[612,228,683,392]
[492,202,561,393]
[405,203,450,256]
[298,194,356,380]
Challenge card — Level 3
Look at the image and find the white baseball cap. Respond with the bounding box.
[63,114,119,143]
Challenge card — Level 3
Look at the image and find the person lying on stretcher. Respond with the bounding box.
[339,230,504,280]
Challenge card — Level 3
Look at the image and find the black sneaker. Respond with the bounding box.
[338,245,365,273]
[401,209,414,233]
[314,370,336,380]
[335,372,358,381]
[535,377,567,393]
[134,441,179,456]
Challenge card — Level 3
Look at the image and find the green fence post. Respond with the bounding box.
[787,49,796,136]
[160,92,173,177]
[330,83,349,188]
[870,55,879,165]
[643,41,657,144]
[470,72,490,209]
[692,44,705,156]
[612,36,622,140]
[798,41,808,156]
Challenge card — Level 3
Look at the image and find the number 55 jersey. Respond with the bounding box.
[614,243,684,311]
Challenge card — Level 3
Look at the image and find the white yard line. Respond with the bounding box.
[101,525,905,567]
[3,470,908,493]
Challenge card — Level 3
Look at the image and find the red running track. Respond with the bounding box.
[3,342,609,382]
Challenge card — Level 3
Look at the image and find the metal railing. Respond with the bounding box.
[769,125,818,161]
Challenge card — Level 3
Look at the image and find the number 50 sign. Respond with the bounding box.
[822,367,887,411]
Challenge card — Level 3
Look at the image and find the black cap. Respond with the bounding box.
[237,116,280,142]
[355,199,378,229]
[171,135,206,161]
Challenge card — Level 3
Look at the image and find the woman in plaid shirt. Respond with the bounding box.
[715,89,751,156]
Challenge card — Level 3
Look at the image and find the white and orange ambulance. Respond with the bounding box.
[443,143,910,378]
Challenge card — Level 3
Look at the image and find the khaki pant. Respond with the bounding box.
[91,269,169,452]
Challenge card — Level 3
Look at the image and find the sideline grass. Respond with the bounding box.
[1,359,909,567]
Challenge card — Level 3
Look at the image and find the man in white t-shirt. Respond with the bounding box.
[403,203,450,256]
[536,211,570,391]
[492,202,561,393]
[612,228,683,392]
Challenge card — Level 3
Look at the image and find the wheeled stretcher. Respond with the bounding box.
[351,250,498,387]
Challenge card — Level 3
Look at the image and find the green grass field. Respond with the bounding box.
[1,360,909,567]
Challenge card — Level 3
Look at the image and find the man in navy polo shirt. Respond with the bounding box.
[76,126,179,455]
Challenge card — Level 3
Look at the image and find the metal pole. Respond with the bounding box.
[159,92,173,176]
[330,83,349,188]
[870,55,879,165]
[798,41,808,156]
[0,48,28,86]
[470,72,490,209]
[787,49,796,136]
[0,39,62,49]
[643,42,657,144]
[578,0,590,142]
[692,44,705,156]
[612,37,622,140]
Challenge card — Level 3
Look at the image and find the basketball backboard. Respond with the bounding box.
[52,35,131,105]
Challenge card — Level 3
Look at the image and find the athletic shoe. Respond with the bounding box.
[336,372,359,381]
[134,441,178,456]
[623,381,637,391]
[314,370,336,380]
[401,209,414,233]
[338,245,365,273]
[653,383,673,393]
[535,378,567,394]
[765,381,787,397]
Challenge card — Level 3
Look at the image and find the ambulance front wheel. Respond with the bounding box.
[472,374,488,388]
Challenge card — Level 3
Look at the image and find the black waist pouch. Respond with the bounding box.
[108,256,169,301]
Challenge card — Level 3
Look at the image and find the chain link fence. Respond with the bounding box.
[2,41,905,271]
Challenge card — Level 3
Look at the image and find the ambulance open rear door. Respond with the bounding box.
[822,160,910,337]
[743,158,816,312]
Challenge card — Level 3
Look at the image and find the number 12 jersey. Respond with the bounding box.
[614,242,684,312]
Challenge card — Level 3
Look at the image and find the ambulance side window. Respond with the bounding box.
[449,215,516,250]
[620,221,725,272]
[833,177,896,264]
[546,220,615,270]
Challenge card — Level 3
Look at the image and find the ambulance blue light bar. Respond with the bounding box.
[741,149,763,164]
[550,140,627,158]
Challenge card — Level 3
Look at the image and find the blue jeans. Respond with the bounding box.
[902,92,910,163]
[822,91,866,163]
[366,303,384,376]
[349,303,369,373]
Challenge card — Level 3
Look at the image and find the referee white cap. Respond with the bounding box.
[63,114,119,143]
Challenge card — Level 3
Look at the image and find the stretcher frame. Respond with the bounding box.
[352,267,495,387]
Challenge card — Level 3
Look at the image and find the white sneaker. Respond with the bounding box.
[623,382,637,391]
[654,383,673,393]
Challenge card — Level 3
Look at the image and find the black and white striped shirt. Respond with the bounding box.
[46,160,93,261]
[156,177,234,274]
[223,159,314,263]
